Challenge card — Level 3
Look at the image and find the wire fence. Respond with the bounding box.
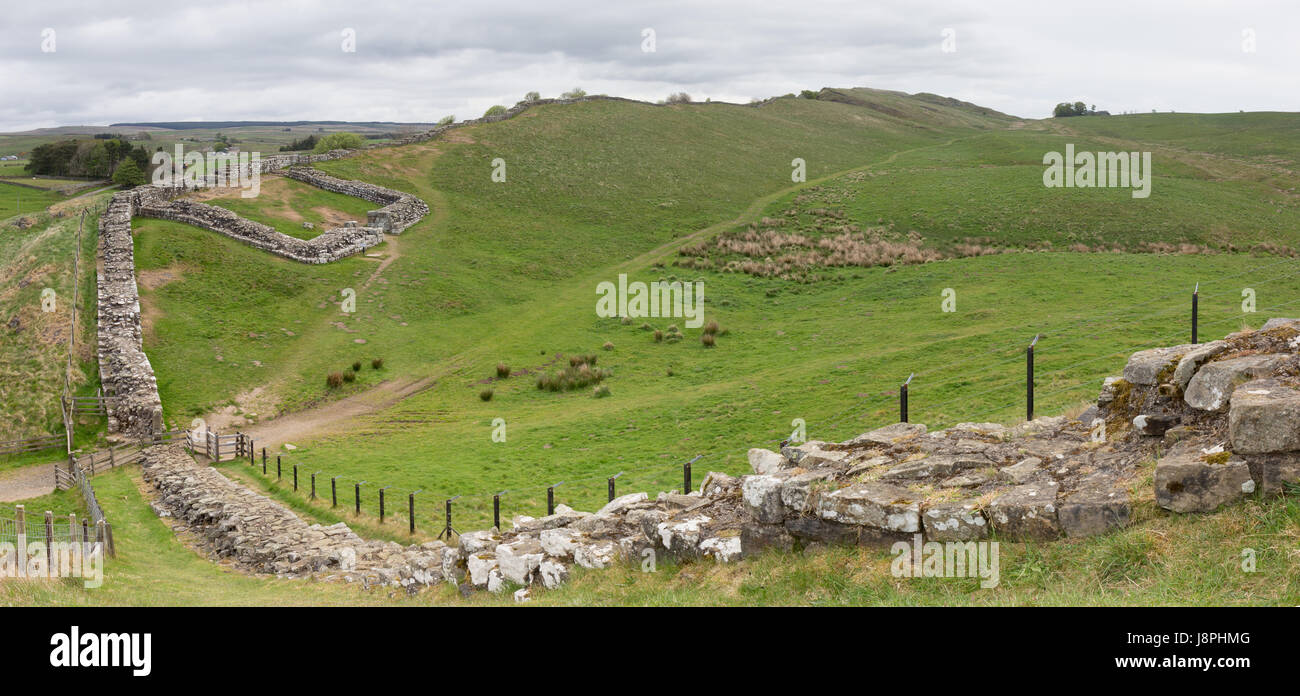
[201,266,1300,539]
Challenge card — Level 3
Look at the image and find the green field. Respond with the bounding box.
[5,92,1300,605]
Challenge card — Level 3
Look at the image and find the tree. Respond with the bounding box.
[312,132,364,153]
[561,87,587,99]
[799,89,820,99]
[436,115,454,126]
[665,92,691,104]
[112,159,146,188]
[483,105,508,117]
[524,91,540,102]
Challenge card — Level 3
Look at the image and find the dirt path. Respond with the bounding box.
[0,463,55,502]
[239,375,438,451]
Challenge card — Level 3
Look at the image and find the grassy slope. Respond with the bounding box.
[129,100,1300,532]
[0,193,108,448]
[8,97,1300,605]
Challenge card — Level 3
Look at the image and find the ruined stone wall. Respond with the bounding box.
[96,189,174,439]
[139,321,1300,600]
[142,445,449,587]
[137,198,384,264]
[283,167,429,234]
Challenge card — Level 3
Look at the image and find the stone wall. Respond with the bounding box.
[138,197,384,264]
[142,445,449,588]
[140,321,1300,600]
[96,188,175,439]
[283,167,428,234]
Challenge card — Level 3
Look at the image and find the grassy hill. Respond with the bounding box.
[121,94,1300,532]
[5,91,1300,605]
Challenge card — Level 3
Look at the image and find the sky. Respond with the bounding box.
[1,0,1297,132]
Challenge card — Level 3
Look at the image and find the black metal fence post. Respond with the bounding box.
[277,455,282,480]
[409,490,421,535]
[293,464,298,491]
[493,491,504,530]
[332,476,341,507]
[1192,282,1199,344]
[438,496,460,540]
[379,486,391,523]
[900,373,913,423]
[355,481,366,515]
[261,447,267,474]
[1027,334,1039,422]
[311,471,319,499]
[608,472,623,502]
[684,454,702,493]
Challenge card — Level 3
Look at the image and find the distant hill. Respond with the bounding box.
[108,120,435,130]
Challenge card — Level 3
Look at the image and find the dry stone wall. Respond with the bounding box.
[283,167,428,234]
[138,320,1300,601]
[94,150,428,438]
[137,197,384,264]
[142,445,449,588]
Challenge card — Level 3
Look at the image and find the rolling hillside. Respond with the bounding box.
[111,92,1300,532]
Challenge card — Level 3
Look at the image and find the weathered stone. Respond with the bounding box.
[783,516,860,545]
[1122,344,1195,385]
[1171,340,1229,390]
[940,471,991,488]
[1132,413,1180,437]
[538,528,582,559]
[881,454,985,480]
[747,448,789,474]
[986,482,1060,540]
[740,521,794,556]
[495,539,544,585]
[1260,317,1300,330]
[780,441,848,468]
[845,422,927,447]
[597,492,647,516]
[1228,379,1300,454]
[465,552,499,589]
[657,516,711,557]
[573,541,618,569]
[1058,479,1131,537]
[949,422,1008,438]
[627,508,668,543]
[513,587,531,603]
[741,473,788,524]
[699,534,743,562]
[1241,453,1300,497]
[1185,355,1288,411]
[779,469,836,513]
[814,482,920,532]
[537,559,569,589]
[1155,453,1255,513]
[921,503,988,541]
[699,471,739,496]
[458,530,498,556]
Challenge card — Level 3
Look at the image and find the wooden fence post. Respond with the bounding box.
[95,519,106,559]
[104,521,115,558]
[44,511,53,578]
[68,513,77,546]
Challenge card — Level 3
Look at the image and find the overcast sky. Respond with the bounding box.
[2,0,1297,132]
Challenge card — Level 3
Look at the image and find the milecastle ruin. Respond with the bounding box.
[96,151,428,439]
